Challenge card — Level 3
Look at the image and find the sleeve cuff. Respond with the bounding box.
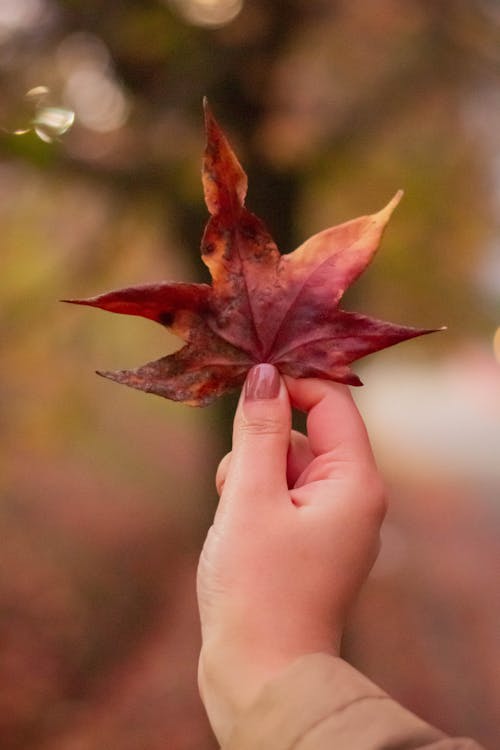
[225,653,482,750]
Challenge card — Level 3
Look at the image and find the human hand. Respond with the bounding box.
[197,364,386,744]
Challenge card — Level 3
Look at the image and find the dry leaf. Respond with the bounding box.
[66,101,441,406]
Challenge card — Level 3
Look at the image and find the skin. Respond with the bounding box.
[197,365,387,745]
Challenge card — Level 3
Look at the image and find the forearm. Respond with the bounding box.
[198,633,339,745]
[223,653,485,750]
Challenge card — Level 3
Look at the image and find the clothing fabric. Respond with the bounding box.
[226,653,483,749]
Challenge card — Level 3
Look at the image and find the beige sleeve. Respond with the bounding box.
[225,653,483,750]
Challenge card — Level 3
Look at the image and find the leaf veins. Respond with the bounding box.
[65,100,442,406]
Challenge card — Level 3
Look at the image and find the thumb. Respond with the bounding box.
[222,364,291,507]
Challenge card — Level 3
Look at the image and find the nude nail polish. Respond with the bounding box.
[244,364,280,400]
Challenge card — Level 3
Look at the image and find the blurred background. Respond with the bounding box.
[0,1,499,748]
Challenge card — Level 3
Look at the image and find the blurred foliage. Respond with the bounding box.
[1,1,499,748]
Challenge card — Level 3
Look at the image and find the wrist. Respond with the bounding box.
[198,634,339,744]
[198,645,242,745]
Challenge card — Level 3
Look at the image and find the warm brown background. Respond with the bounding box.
[1,1,499,748]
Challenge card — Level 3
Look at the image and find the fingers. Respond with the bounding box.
[284,377,375,467]
[220,364,291,511]
[217,430,312,497]
[216,452,232,495]
[217,372,379,520]
[287,430,314,488]
[285,377,385,519]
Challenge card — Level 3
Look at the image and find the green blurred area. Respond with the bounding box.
[1,2,499,748]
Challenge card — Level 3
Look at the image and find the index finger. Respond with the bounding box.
[284,376,375,465]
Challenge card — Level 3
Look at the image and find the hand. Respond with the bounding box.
[197,364,386,744]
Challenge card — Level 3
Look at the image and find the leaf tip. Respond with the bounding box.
[375,189,404,224]
[202,99,248,215]
[203,96,218,135]
[96,369,125,385]
[350,375,364,387]
[60,297,91,306]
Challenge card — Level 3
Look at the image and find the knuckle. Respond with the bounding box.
[364,473,388,522]
[215,452,231,495]
[348,468,387,524]
[240,416,284,437]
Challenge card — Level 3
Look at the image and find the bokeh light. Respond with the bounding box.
[32,106,75,143]
[0,0,46,41]
[64,70,129,133]
[168,0,244,28]
[57,32,130,133]
[10,87,75,143]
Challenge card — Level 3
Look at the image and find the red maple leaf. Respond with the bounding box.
[66,101,441,406]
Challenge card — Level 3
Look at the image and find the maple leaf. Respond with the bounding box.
[65,101,442,406]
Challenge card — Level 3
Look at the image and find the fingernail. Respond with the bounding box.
[245,364,280,401]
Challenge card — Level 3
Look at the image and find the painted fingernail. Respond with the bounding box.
[244,364,280,401]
